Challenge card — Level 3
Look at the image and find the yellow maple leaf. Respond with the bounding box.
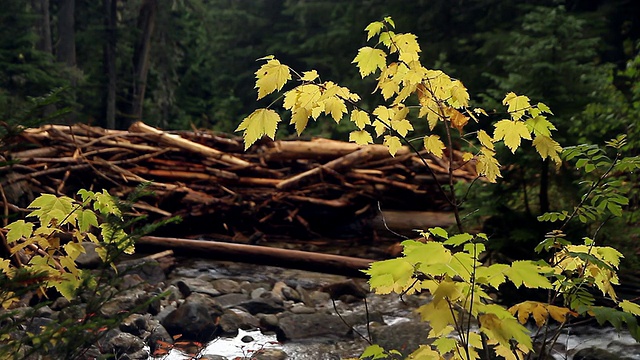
[373,105,393,122]
[390,119,413,137]
[525,115,556,137]
[448,80,469,108]
[390,33,421,63]
[620,300,640,316]
[547,305,577,323]
[448,108,469,131]
[322,96,347,122]
[476,147,502,183]
[300,70,319,82]
[351,109,370,130]
[349,130,373,145]
[493,119,532,153]
[424,135,446,159]
[532,135,562,165]
[290,109,310,136]
[352,47,387,78]
[502,92,531,120]
[477,130,495,151]
[364,21,384,41]
[236,108,281,149]
[255,59,291,100]
[384,135,403,156]
[372,120,387,137]
[462,152,474,162]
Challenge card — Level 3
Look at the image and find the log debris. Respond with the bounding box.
[2,122,478,243]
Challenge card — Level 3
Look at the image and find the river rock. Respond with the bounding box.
[219,308,260,334]
[161,301,220,342]
[75,242,102,268]
[117,258,166,285]
[573,347,632,360]
[275,313,353,341]
[251,348,288,360]
[369,320,433,357]
[108,332,147,358]
[175,277,221,297]
[147,323,173,355]
[239,296,285,315]
[119,313,149,336]
[214,293,250,308]
[211,278,241,294]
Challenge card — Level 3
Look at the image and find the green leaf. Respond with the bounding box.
[28,194,75,225]
[360,344,388,359]
[428,227,449,239]
[5,220,34,243]
[444,233,473,246]
[505,261,552,289]
[77,209,98,233]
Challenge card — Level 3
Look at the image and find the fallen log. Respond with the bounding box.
[129,121,251,167]
[373,210,457,237]
[137,236,374,277]
[265,138,409,161]
[276,147,378,190]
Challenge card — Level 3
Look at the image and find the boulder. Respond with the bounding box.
[161,301,220,342]
[276,313,352,341]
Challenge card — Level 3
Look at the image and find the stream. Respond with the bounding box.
[147,258,639,360]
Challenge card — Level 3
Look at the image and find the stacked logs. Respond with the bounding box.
[1,122,477,242]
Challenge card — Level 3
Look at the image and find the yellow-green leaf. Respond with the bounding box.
[300,70,319,82]
[502,92,531,120]
[620,300,640,316]
[351,109,370,130]
[424,135,446,159]
[384,135,403,156]
[525,116,556,137]
[532,135,562,165]
[493,119,532,153]
[390,119,413,137]
[477,130,494,151]
[364,21,384,41]
[349,130,373,145]
[77,209,98,233]
[476,148,501,183]
[255,59,291,100]
[236,108,281,150]
[352,47,386,78]
[505,261,552,289]
[5,220,33,243]
[390,33,420,63]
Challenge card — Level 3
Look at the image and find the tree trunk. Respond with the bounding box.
[123,0,157,128]
[103,0,117,129]
[56,0,76,72]
[32,0,52,54]
[539,159,550,214]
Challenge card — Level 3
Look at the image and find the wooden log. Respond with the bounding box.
[129,121,251,167]
[265,138,409,161]
[276,147,377,190]
[137,236,373,277]
[372,210,457,237]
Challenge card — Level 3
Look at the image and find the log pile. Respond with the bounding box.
[1,122,477,242]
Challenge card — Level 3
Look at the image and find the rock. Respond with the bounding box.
[200,356,229,360]
[75,242,102,268]
[320,279,367,300]
[573,347,631,360]
[309,290,331,306]
[120,314,149,336]
[219,308,259,334]
[276,313,352,341]
[295,285,314,307]
[185,292,224,319]
[239,297,285,315]
[282,286,302,303]
[176,278,221,297]
[370,320,432,357]
[108,332,146,357]
[211,279,241,294]
[25,317,54,335]
[161,301,220,342]
[251,348,288,360]
[99,289,149,317]
[251,287,268,299]
[213,293,250,308]
[50,296,71,311]
[289,304,316,314]
[241,335,254,343]
[117,259,166,285]
[258,314,279,329]
[147,324,173,355]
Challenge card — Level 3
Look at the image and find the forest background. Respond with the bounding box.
[1,0,639,266]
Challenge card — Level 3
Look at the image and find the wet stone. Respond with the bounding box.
[214,292,250,308]
[161,301,220,342]
[211,278,241,294]
[251,348,288,360]
[276,313,352,341]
